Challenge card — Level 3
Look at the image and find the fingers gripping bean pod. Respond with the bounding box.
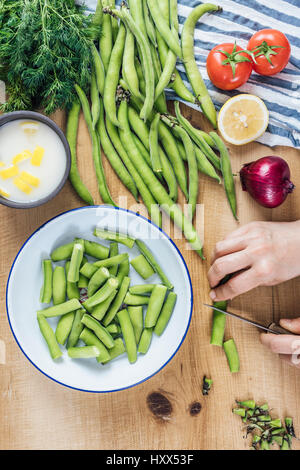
[224,339,240,373]
[40,260,53,304]
[91,69,100,130]
[87,266,110,297]
[138,328,153,354]
[67,102,94,205]
[37,299,82,318]
[81,314,115,349]
[103,23,126,128]
[117,309,137,363]
[68,240,84,283]
[154,291,177,336]
[135,239,173,288]
[83,277,119,312]
[91,290,117,321]
[80,328,110,363]
[128,306,143,344]
[37,315,62,360]
[210,301,227,347]
[147,0,182,58]
[75,84,115,206]
[68,346,100,359]
[149,113,162,173]
[103,276,131,326]
[210,132,237,220]
[94,228,135,248]
[145,284,168,328]
[130,254,155,280]
[124,293,150,306]
[53,266,67,305]
[117,101,162,228]
[55,312,75,345]
[129,284,155,295]
[97,98,138,200]
[181,3,220,127]
[65,261,80,300]
[91,43,105,97]
[67,309,85,348]
[108,242,119,276]
[102,337,126,364]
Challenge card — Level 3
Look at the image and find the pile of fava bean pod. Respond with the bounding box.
[37,230,177,363]
[66,0,237,260]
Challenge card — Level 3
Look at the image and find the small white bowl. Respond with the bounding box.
[6,206,193,393]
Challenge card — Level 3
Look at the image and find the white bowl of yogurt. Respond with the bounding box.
[0,111,71,208]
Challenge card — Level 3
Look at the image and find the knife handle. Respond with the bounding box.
[268,322,296,335]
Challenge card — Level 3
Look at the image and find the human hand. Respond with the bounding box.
[208,220,300,301]
[261,318,300,368]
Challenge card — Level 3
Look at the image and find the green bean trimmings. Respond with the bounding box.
[37,231,177,365]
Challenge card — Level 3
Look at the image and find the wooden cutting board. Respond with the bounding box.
[0,103,299,450]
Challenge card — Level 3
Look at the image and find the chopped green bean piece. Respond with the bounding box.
[52,266,67,305]
[130,254,155,280]
[87,266,110,297]
[224,339,240,373]
[80,262,98,279]
[202,376,213,396]
[116,257,130,285]
[65,261,80,300]
[67,309,85,348]
[78,273,89,289]
[94,228,135,248]
[145,285,167,328]
[129,284,156,295]
[102,338,126,364]
[103,276,130,326]
[109,242,119,276]
[236,400,256,409]
[233,408,246,418]
[79,328,110,363]
[40,259,53,304]
[83,239,109,259]
[37,314,62,360]
[154,291,177,335]
[81,314,115,349]
[106,323,121,335]
[285,417,296,438]
[51,242,74,261]
[210,301,227,347]
[138,328,153,354]
[37,299,81,318]
[91,291,117,321]
[128,306,143,344]
[124,293,150,306]
[55,312,75,345]
[68,346,100,359]
[83,278,119,311]
[68,240,84,283]
[135,239,173,289]
[117,309,137,363]
[94,253,128,269]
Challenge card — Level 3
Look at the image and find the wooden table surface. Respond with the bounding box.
[0,104,299,450]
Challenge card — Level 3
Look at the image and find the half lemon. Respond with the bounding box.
[218,94,269,145]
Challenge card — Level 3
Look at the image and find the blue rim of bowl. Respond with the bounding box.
[6,206,193,393]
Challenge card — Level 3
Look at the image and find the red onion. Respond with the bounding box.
[240,156,294,208]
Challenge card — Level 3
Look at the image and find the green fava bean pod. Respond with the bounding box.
[117,309,137,364]
[83,278,119,312]
[102,338,126,364]
[37,298,82,318]
[68,346,100,359]
[108,242,119,277]
[91,43,105,97]
[224,339,240,373]
[130,254,155,280]
[103,276,131,326]
[123,28,142,99]
[145,285,168,328]
[124,293,150,306]
[135,239,173,289]
[210,132,237,220]
[129,284,155,295]
[67,102,94,206]
[194,146,221,183]
[91,69,100,130]
[68,240,84,283]
[147,0,182,58]
[103,23,126,128]
[210,301,227,347]
[40,259,53,304]
[128,306,143,344]
[81,314,115,349]
[149,113,162,173]
[181,3,220,127]
[116,257,130,285]
[67,309,85,348]
[142,0,157,46]
[51,242,74,262]
[83,239,109,260]
[94,253,128,269]
[55,312,75,345]
[52,266,66,305]
[94,228,135,249]
[80,262,98,279]
[65,261,80,300]
[87,266,110,297]
[91,291,117,321]
[154,291,177,336]
[37,315,62,360]
[80,328,110,363]
[99,0,113,72]
[138,328,153,354]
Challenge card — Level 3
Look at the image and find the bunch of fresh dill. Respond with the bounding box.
[0,0,97,114]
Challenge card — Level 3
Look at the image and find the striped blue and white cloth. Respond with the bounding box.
[85,0,300,148]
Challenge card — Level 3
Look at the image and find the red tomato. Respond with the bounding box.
[206,43,253,90]
[248,29,291,76]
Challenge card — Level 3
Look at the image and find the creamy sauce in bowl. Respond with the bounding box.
[0,119,67,203]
